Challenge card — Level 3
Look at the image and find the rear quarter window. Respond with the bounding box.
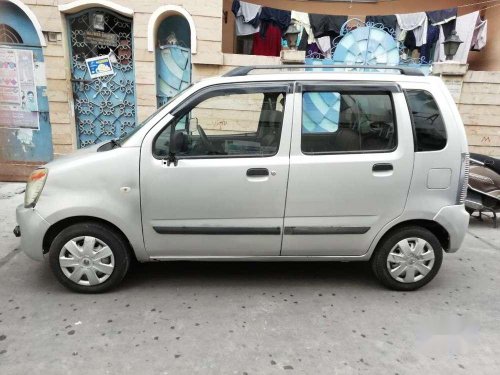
[405,89,447,152]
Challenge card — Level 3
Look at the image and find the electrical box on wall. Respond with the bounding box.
[45,32,62,43]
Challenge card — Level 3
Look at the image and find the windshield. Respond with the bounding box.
[117,84,193,144]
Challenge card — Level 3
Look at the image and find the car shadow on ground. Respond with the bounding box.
[118,260,381,291]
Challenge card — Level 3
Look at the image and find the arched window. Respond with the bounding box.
[0,24,23,44]
[155,15,192,107]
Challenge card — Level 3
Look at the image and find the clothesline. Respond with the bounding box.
[481,2,500,10]
[338,2,500,17]
[458,0,500,7]
[288,0,500,10]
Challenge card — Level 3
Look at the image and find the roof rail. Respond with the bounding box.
[223,64,425,77]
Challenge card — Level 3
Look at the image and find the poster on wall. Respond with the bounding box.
[86,55,114,79]
[0,49,39,130]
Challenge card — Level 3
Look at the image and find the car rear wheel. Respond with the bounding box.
[370,226,443,291]
[49,222,130,293]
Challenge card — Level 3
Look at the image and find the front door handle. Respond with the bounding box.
[372,163,393,172]
[247,168,269,177]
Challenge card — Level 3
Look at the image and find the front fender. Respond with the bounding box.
[35,146,148,261]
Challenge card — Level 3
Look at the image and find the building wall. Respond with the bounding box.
[459,71,500,156]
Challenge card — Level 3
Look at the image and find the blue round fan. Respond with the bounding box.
[332,26,400,65]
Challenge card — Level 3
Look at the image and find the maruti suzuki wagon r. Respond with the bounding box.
[14,65,470,293]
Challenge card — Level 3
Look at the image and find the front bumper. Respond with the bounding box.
[433,205,470,253]
[16,204,51,261]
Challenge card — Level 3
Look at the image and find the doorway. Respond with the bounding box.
[0,1,53,181]
[155,15,191,107]
[67,8,137,148]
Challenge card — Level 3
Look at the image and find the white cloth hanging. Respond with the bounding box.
[395,12,428,47]
[434,11,488,63]
[472,18,487,51]
[291,11,315,45]
[235,1,261,36]
[316,35,331,54]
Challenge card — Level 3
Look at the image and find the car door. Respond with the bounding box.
[140,82,293,258]
[282,81,415,256]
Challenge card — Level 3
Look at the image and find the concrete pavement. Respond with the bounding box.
[0,182,499,374]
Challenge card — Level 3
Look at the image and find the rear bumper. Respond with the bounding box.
[16,204,51,261]
[433,205,470,253]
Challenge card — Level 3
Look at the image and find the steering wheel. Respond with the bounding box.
[196,124,213,151]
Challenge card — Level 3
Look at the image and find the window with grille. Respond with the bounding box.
[0,24,23,44]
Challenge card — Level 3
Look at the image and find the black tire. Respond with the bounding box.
[49,222,130,293]
[370,226,443,291]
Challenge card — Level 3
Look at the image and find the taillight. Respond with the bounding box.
[456,153,469,205]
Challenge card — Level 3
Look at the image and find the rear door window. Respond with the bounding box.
[302,91,396,154]
[405,90,447,151]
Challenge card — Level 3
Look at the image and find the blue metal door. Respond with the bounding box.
[67,9,136,148]
[0,1,53,181]
[156,45,191,107]
[155,15,192,108]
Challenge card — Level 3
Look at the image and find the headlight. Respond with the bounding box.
[25,168,48,208]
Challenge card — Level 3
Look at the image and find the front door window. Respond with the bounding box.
[153,87,287,159]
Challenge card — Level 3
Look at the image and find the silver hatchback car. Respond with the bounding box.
[15,65,470,293]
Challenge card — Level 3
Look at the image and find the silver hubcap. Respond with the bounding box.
[59,236,115,286]
[386,237,435,283]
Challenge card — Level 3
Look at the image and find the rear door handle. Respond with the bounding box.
[247,168,269,177]
[372,163,393,172]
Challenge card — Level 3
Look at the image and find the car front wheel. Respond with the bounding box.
[49,222,130,293]
[370,226,443,291]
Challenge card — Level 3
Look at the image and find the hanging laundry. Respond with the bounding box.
[398,30,407,43]
[259,7,291,37]
[403,30,417,51]
[427,8,457,38]
[306,43,324,59]
[434,11,488,63]
[316,36,331,54]
[253,23,283,56]
[420,23,440,64]
[238,35,254,55]
[292,11,315,45]
[365,15,398,33]
[396,12,428,47]
[471,17,487,51]
[296,29,310,52]
[427,8,457,26]
[231,0,240,16]
[232,1,261,36]
[309,14,348,39]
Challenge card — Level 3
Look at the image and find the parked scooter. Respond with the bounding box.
[465,153,500,227]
